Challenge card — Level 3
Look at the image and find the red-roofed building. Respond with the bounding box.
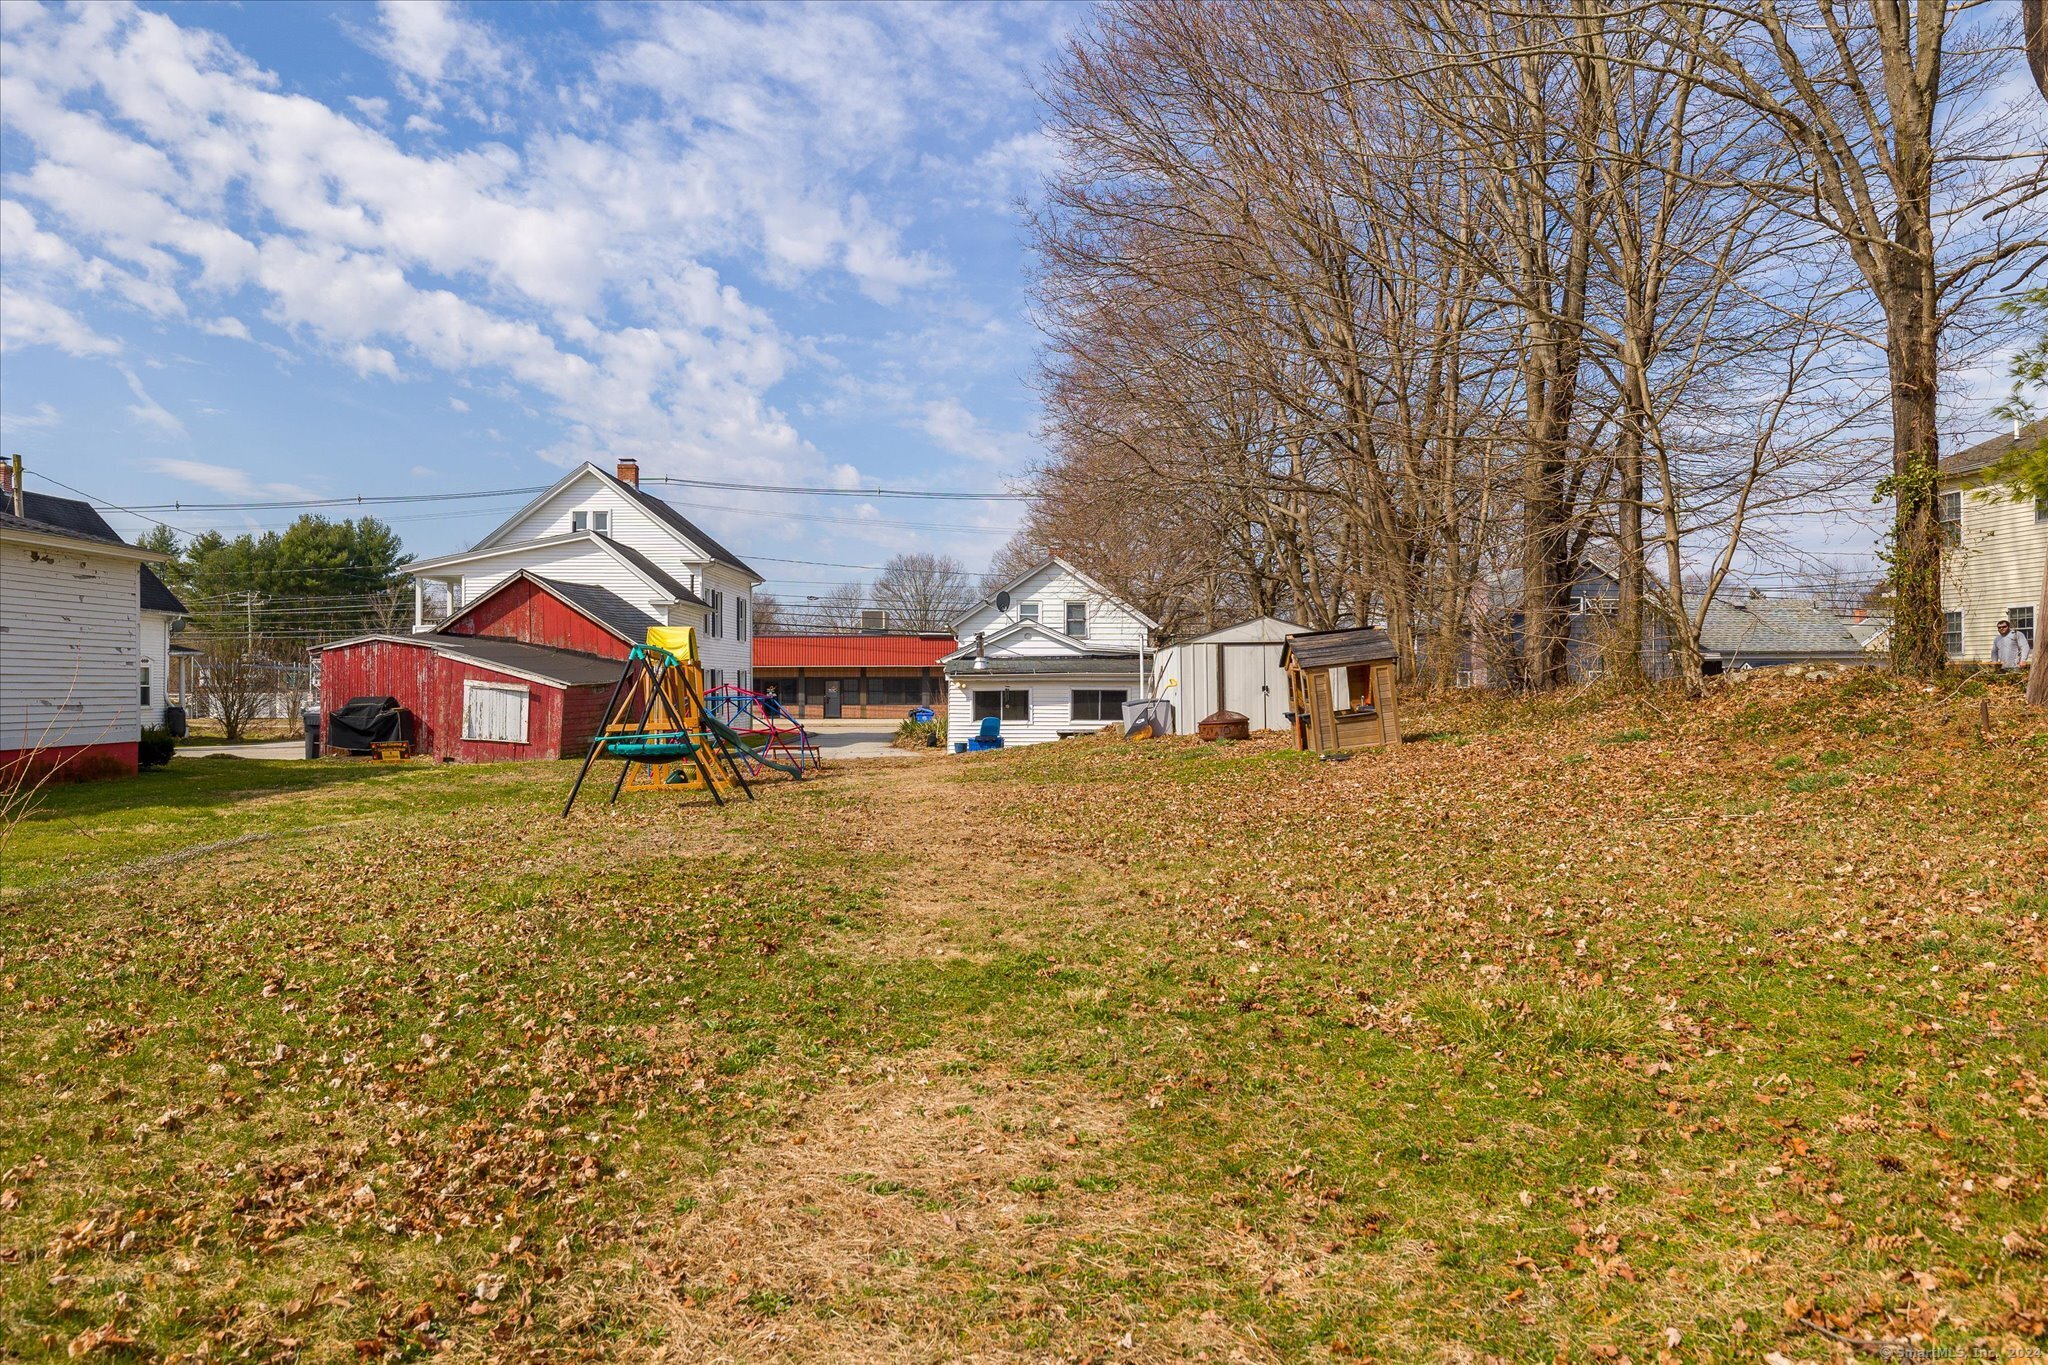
[751,634,952,719]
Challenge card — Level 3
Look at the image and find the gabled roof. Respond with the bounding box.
[951,555,1162,631]
[942,654,1151,678]
[1281,627,1398,669]
[436,569,661,647]
[17,489,123,543]
[0,505,167,562]
[140,566,187,615]
[311,633,624,688]
[940,617,1132,663]
[1698,593,1865,659]
[467,462,760,582]
[1940,418,2046,481]
[406,530,706,608]
[1167,615,1303,646]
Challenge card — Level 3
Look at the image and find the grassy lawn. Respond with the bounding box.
[2,672,2042,1361]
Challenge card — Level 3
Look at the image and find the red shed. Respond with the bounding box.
[314,572,655,762]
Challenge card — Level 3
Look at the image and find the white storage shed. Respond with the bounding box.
[1152,616,1300,734]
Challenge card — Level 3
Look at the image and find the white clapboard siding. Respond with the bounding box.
[462,680,530,743]
[1942,476,2048,661]
[945,672,1145,749]
[957,561,1152,653]
[139,613,173,728]
[455,541,671,632]
[482,470,673,553]
[693,563,755,687]
[0,542,142,752]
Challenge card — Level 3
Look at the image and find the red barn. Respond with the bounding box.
[314,572,652,762]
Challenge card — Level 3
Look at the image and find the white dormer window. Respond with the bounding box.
[571,509,611,536]
[1017,601,1039,623]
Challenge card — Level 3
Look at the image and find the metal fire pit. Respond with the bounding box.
[1197,709,1251,742]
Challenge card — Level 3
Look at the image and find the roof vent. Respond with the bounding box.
[860,608,887,633]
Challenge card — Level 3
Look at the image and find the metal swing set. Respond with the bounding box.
[561,628,809,815]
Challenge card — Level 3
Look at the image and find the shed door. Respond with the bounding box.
[462,681,530,743]
[1222,645,1279,731]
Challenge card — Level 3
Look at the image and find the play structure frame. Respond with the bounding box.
[563,632,809,815]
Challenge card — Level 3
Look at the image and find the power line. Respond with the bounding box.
[110,474,1027,513]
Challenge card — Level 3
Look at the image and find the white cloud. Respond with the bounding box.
[119,365,186,437]
[409,464,435,478]
[447,396,469,412]
[147,457,317,499]
[0,1,1055,526]
[1,401,64,430]
[921,397,1034,466]
[0,284,121,356]
[366,0,511,103]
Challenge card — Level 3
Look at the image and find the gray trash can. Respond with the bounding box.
[302,708,321,760]
[162,703,187,739]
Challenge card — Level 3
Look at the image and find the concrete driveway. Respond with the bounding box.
[181,739,305,761]
[806,722,914,760]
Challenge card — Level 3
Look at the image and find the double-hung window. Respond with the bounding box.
[1064,601,1087,637]
[140,664,151,708]
[571,509,611,536]
[1937,491,1961,546]
[1942,610,1964,657]
[1017,601,1039,624]
[2008,606,2036,649]
[705,589,724,639]
[737,596,749,641]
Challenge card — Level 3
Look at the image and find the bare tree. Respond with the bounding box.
[1653,0,2046,674]
[192,636,296,742]
[750,591,785,635]
[871,553,976,631]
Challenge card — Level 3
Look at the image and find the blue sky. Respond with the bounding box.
[0,1,1078,595]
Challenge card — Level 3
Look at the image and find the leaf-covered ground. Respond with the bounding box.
[2,670,2043,1362]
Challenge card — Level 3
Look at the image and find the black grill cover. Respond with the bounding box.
[328,696,406,753]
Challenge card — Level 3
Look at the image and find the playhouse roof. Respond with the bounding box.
[1281,627,1398,670]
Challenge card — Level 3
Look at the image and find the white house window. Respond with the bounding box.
[2036,496,2047,523]
[1070,689,1127,722]
[571,509,611,536]
[1017,601,1039,623]
[973,689,1030,722]
[736,595,748,641]
[2009,606,2036,649]
[1942,610,1963,657]
[1064,601,1087,637]
[140,663,151,707]
[1937,491,1961,546]
[705,588,724,638]
[462,681,530,743]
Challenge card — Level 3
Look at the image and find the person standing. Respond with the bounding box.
[1991,617,2033,670]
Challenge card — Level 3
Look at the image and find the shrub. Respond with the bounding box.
[138,726,176,770]
[893,716,943,750]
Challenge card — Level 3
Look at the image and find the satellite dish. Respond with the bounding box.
[996,590,1012,611]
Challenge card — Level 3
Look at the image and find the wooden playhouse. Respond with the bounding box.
[1280,627,1402,753]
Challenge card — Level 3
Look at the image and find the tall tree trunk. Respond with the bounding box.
[1614,408,1647,686]
[1886,292,1947,676]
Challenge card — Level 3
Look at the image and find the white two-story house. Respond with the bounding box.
[1939,419,2046,664]
[943,557,1158,749]
[404,459,762,687]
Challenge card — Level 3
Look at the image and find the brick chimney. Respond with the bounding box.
[616,458,639,488]
[4,453,21,516]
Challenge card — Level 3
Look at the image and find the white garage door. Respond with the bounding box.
[462,681,530,743]
[1222,644,1282,731]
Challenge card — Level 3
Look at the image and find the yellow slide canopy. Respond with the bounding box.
[645,625,698,662]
